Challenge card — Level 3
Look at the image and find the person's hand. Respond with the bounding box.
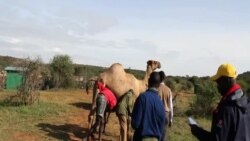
[189,124,210,141]
[168,121,172,127]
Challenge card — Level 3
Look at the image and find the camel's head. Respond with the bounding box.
[147,60,161,71]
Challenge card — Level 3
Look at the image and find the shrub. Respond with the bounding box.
[165,77,178,93]
[17,58,44,105]
[237,80,249,93]
[189,79,220,117]
[50,55,75,88]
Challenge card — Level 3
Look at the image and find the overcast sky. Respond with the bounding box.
[0,0,250,76]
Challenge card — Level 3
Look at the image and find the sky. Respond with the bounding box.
[0,0,250,76]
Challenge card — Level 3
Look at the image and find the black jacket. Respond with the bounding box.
[211,89,250,141]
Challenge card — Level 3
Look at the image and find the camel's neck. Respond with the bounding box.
[138,80,147,94]
[143,66,153,82]
[136,66,153,93]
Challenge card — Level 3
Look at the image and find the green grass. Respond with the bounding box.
[0,89,87,141]
[0,102,69,118]
[168,93,212,141]
[169,116,211,141]
[0,100,71,141]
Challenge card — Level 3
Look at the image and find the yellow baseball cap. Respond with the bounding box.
[211,63,237,81]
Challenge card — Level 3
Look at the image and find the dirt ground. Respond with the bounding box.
[0,89,120,141]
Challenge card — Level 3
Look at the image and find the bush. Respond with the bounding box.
[189,79,220,117]
[165,76,194,94]
[237,80,249,93]
[50,55,75,88]
[165,77,177,92]
[17,58,44,105]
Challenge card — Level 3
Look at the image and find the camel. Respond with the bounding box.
[87,60,161,111]
[92,60,160,97]
[86,60,161,140]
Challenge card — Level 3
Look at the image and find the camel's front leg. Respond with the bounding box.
[88,107,96,129]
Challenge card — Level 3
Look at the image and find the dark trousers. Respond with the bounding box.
[162,112,169,141]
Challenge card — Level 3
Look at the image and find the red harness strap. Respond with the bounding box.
[222,84,241,100]
[214,84,241,113]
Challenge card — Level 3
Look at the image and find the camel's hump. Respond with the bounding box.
[110,63,122,67]
[108,63,125,73]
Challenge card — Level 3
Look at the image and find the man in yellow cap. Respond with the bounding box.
[209,63,250,141]
[190,64,250,141]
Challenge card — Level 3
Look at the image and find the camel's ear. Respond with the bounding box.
[157,61,161,68]
[147,60,153,65]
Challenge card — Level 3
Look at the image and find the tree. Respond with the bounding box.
[17,57,44,105]
[50,55,75,88]
[74,66,85,76]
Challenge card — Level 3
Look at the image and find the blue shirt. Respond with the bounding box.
[132,88,166,141]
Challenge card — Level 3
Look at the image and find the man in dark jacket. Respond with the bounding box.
[191,63,250,141]
[132,72,165,141]
[209,63,250,141]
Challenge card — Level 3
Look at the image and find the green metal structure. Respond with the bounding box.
[5,67,24,90]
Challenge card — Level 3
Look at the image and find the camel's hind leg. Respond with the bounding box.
[87,116,102,141]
